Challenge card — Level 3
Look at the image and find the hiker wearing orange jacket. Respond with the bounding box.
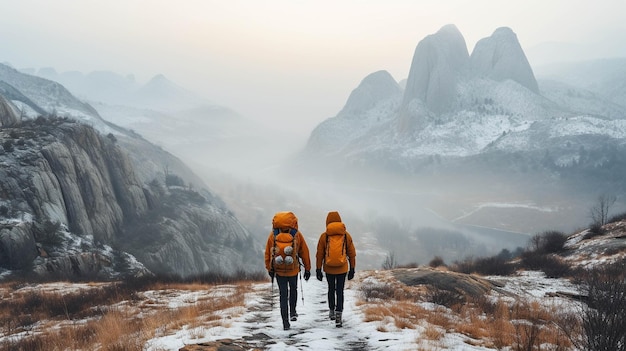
[316,211,356,327]
[265,211,311,330]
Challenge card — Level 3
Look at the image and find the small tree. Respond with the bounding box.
[381,252,398,270]
[590,193,616,226]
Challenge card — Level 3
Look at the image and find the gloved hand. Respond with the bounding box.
[348,268,355,280]
[316,268,323,281]
[268,271,274,279]
[304,270,311,281]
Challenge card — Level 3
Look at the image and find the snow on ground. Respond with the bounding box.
[144,270,580,351]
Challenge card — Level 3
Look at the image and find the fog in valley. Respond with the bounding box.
[3,1,626,270]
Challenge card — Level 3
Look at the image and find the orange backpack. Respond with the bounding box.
[271,212,300,273]
[325,233,348,267]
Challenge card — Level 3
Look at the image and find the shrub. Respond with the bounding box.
[429,256,446,268]
[451,255,516,276]
[540,231,569,253]
[106,133,117,143]
[585,223,605,239]
[520,251,570,278]
[360,281,397,301]
[424,288,466,308]
[530,230,569,254]
[575,263,626,351]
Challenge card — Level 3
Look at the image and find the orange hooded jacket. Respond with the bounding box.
[316,211,356,275]
[264,211,311,277]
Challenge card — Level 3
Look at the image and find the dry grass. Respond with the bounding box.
[356,270,575,351]
[0,280,253,351]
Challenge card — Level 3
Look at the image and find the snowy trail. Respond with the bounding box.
[239,276,373,351]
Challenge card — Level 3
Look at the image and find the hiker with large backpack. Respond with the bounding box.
[264,211,312,330]
[315,211,356,328]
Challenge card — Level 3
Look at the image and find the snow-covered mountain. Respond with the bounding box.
[301,24,625,164]
[296,24,626,235]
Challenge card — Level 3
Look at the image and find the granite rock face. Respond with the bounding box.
[470,27,539,93]
[0,117,257,278]
[401,24,470,117]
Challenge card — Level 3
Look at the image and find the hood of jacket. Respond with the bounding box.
[272,211,298,230]
[326,211,345,236]
[326,211,342,225]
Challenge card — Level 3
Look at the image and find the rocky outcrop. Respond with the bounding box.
[470,27,539,93]
[401,24,470,117]
[392,267,502,298]
[0,94,19,126]
[0,223,37,270]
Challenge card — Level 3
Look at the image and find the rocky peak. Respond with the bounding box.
[470,27,539,93]
[339,70,401,116]
[401,24,470,115]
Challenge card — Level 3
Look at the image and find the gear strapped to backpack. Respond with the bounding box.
[325,233,348,267]
[271,212,300,273]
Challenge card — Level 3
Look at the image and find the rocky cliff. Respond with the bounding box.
[0,104,258,279]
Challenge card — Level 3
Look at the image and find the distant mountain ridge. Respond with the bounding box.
[26,67,208,112]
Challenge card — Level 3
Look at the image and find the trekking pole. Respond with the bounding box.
[299,269,304,304]
[271,272,275,309]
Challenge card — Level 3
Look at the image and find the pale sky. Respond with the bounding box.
[1,0,625,135]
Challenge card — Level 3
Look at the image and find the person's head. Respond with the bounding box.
[326,211,342,225]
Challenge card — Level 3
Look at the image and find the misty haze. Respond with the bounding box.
[5,20,626,270]
[3,2,626,350]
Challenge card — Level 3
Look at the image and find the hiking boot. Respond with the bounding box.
[329,310,335,320]
[335,311,343,328]
[290,312,298,321]
[283,321,291,330]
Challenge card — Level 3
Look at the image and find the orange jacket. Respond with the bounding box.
[264,212,311,277]
[316,211,356,275]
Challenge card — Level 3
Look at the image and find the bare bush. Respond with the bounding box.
[590,193,616,227]
[381,251,398,270]
[359,281,398,301]
[424,288,466,308]
[576,262,626,351]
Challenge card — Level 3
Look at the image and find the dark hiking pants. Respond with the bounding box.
[276,275,298,322]
[326,272,347,312]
